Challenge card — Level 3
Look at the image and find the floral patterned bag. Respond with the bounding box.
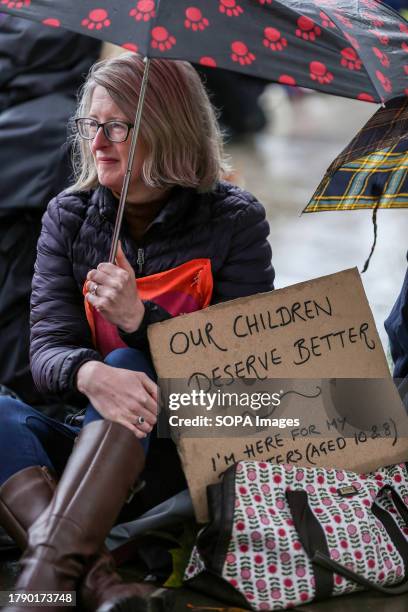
[185,461,408,611]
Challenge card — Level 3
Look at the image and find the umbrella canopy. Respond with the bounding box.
[0,0,407,104]
[304,95,408,212]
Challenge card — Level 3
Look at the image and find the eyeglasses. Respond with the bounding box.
[75,118,134,143]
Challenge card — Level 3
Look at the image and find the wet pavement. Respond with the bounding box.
[226,87,407,360]
[2,543,408,612]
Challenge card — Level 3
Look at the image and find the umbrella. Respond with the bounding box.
[304,95,408,271]
[304,95,408,213]
[1,0,407,260]
[1,1,407,103]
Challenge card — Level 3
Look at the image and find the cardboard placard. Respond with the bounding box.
[148,269,408,522]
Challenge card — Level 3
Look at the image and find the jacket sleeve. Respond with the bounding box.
[118,301,171,351]
[30,197,102,400]
[212,197,275,303]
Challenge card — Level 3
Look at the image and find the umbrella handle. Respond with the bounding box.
[109,56,151,264]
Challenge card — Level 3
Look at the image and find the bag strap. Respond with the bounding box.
[287,485,408,596]
[286,490,333,601]
[381,484,408,525]
[196,464,238,574]
[370,485,408,584]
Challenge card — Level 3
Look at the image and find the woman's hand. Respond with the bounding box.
[85,241,144,333]
[77,361,158,437]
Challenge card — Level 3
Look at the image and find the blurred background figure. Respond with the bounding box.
[195,66,269,142]
[0,14,100,411]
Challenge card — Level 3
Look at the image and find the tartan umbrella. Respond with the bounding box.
[304,95,408,213]
[1,0,407,260]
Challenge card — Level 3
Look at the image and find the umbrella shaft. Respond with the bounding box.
[109,57,151,264]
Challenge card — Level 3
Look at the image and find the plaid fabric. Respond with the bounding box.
[305,96,408,212]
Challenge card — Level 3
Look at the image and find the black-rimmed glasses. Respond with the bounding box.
[75,118,134,143]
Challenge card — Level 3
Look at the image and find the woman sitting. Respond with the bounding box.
[0,53,274,611]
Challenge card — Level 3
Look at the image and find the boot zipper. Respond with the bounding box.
[137,248,144,274]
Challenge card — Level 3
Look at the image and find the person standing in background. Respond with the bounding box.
[0,14,100,412]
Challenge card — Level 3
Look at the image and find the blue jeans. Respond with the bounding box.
[0,348,155,487]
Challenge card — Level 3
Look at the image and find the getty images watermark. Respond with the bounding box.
[166,389,300,429]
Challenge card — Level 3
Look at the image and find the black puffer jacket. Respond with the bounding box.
[30,182,274,404]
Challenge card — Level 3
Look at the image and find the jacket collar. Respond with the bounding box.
[94,185,207,233]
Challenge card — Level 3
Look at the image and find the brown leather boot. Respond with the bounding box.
[0,465,56,550]
[2,421,161,612]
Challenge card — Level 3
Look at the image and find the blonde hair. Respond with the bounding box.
[69,53,229,193]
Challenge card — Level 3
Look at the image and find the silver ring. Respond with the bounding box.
[136,415,145,425]
[91,283,98,296]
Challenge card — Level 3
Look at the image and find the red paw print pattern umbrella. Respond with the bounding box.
[1,0,407,103]
[1,0,407,259]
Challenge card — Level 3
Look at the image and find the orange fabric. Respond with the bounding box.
[83,258,213,357]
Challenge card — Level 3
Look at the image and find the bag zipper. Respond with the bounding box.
[137,248,145,274]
